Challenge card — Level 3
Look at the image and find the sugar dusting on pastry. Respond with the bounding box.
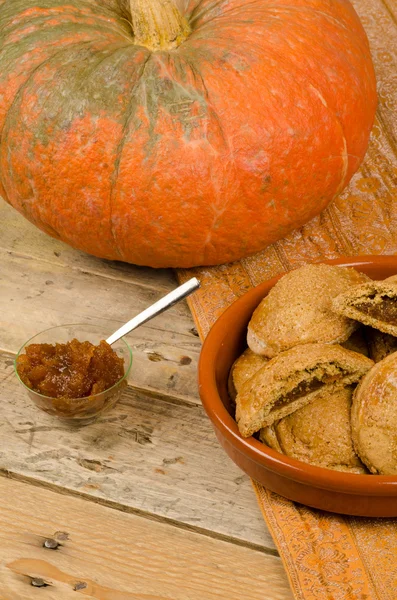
[247,263,370,358]
[352,351,397,474]
[231,263,397,475]
[260,386,366,474]
[235,342,373,437]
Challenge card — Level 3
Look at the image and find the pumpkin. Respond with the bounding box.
[0,0,376,268]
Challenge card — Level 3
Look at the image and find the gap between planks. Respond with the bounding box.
[0,202,279,555]
[0,469,278,558]
[0,350,278,552]
[0,476,292,600]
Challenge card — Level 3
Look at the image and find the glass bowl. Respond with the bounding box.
[14,323,132,425]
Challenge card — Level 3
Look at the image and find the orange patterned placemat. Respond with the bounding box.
[178,0,397,597]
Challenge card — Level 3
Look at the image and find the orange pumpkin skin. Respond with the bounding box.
[0,0,376,268]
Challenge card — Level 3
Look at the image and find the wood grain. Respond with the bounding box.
[0,249,201,404]
[0,351,276,551]
[0,201,280,571]
[0,201,175,292]
[0,476,293,600]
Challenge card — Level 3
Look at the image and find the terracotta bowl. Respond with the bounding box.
[198,255,397,516]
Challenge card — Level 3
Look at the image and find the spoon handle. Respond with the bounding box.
[106,277,201,345]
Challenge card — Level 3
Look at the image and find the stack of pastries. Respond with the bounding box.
[230,264,397,475]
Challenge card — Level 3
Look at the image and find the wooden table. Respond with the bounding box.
[0,200,293,600]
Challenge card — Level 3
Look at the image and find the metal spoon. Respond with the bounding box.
[106,277,200,346]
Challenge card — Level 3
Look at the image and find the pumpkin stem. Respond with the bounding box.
[129,0,190,51]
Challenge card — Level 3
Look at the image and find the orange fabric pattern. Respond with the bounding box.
[178,0,397,597]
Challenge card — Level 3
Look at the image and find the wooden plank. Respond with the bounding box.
[0,200,175,292]
[0,476,292,600]
[0,200,279,555]
[0,250,201,403]
[0,350,276,552]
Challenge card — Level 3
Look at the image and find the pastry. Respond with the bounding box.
[260,424,283,453]
[247,264,370,358]
[228,348,268,401]
[260,386,366,474]
[366,328,397,363]
[235,343,374,437]
[332,275,397,337]
[352,351,397,474]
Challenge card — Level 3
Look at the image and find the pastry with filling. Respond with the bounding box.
[228,348,268,401]
[235,343,374,438]
[365,328,397,363]
[352,351,397,474]
[260,387,366,474]
[332,275,397,337]
[247,264,370,358]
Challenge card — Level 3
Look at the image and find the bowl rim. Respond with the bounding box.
[199,255,397,495]
[14,322,133,401]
